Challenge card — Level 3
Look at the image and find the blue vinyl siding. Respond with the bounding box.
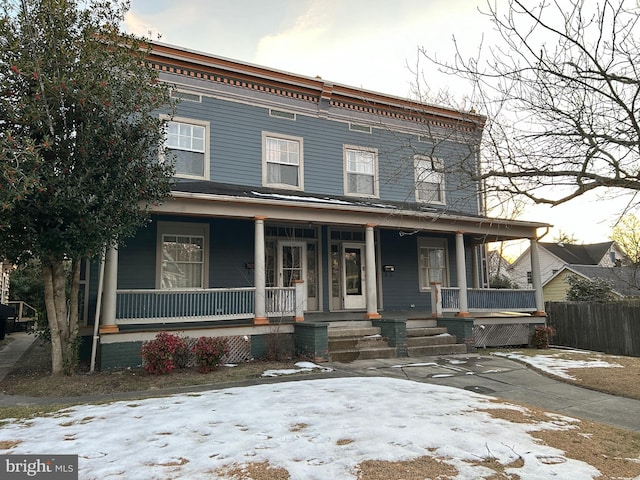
[379,230,459,310]
[172,96,480,216]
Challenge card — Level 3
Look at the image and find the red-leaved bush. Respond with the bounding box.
[192,336,229,373]
[140,332,189,374]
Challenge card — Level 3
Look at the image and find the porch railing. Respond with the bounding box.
[433,285,537,315]
[116,286,296,324]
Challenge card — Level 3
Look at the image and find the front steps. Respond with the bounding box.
[325,319,467,362]
[328,321,396,362]
[406,318,467,356]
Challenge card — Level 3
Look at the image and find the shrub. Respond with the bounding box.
[192,336,229,373]
[140,332,188,374]
[531,325,555,349]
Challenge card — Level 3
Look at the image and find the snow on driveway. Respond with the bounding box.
[0,376,600,479]
[491,350,624,380]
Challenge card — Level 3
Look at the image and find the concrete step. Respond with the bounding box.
[331,346,396,362]
[327,320,373,329]
[407,344,468,357]
[406,318,437,329]
[406,335,457,347]
[406,327,448,337]
[329,336,386,351]
[327,327,381,338]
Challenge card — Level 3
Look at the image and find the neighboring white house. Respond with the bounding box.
[509,241,628,289]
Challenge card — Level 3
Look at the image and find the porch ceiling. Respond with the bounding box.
[151,182,549,242]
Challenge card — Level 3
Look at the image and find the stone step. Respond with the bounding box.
[407,344,468,357]
[406,327,448,337]
[327,327,381,338]
[406,335,457,347]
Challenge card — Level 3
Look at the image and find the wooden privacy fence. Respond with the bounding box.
[546,301,640,357]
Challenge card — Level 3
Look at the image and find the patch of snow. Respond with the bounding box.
[492,351,623,380]
[0,378,601,479]
[432,374,454,378]
[261,362,333,377]
[391,362,438,368]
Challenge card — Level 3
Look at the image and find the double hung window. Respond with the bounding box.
[156,222,209,289]
[263,133,303,190]
[165,118,209,179]
[418,238,448,290]
[344,146,378,197]
[414,155,445,204]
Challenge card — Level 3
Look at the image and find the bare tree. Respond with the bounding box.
[422,0,640,208]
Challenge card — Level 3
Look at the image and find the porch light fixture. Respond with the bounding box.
[383,265,395,272]
[245,262,255,270]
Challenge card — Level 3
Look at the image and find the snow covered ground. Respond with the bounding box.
[491,349,624,380]
[0,367,604,479]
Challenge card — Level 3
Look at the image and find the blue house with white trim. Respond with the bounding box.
[87,42,549,368]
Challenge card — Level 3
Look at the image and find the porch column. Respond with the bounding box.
[364,224,381,319]
[100,245,119,333]
[530,238,546,316]
[455,232,470,317]
[254,216,268,325]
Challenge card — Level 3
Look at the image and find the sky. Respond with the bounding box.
[123,0,635,248]
[0,359,618,479]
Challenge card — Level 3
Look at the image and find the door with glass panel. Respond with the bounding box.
[342,243,366,309]
[277,241,318,311]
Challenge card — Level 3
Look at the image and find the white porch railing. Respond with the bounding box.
[116,286,296,325]
[431,285,537,316]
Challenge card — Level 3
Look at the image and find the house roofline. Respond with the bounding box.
[147,40,485,131]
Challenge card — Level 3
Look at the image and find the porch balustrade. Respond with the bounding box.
[431,285,537,316]
[116,286,296,324]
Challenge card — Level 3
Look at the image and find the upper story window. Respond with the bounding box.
[344,146,378,197]
[165,117,210,180]
[262,132,304,190]
[414,155,445,204]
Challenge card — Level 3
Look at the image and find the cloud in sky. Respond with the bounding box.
[126,0,487,98]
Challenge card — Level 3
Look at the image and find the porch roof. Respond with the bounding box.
[151,181,549,242]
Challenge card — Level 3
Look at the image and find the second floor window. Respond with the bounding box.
[415,155,445,204]
[345,146,378,197]
[263,133,303,190]
[165,118,209,180]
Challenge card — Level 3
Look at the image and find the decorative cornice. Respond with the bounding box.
[147,41,485,133]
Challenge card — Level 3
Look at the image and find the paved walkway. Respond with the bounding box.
[0,332,639,432]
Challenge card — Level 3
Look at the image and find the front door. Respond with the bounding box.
[277,240,318,311]
[342,243,366,309]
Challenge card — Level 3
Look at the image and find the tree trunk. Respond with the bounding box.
[42,258,80,375]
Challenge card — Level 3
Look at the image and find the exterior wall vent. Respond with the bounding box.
[171,90,202,103]
[349,123,372,133]
[269,109,296,120]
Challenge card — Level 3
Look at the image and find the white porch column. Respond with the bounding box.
[455,232,470,317]
[364,224,381,319]
[253,216,268,325]
[530,238,546,316]
[100,245,119,333]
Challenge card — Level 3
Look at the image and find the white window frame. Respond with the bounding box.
[414,155,445,205]
[156,221,210,289]
[262,132,304,191]
[343,145,379,198]
[418,238,449,291]
[162,115,210,180]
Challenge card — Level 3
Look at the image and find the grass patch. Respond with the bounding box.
[0,339,315,399]
[485,348,640,400]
